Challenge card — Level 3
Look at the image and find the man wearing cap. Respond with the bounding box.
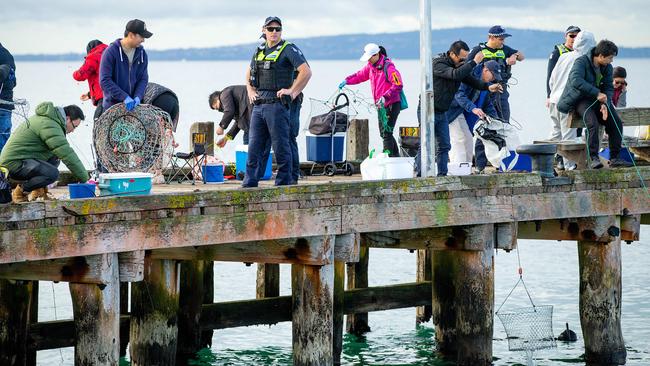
[243,16,312,187]
[468,25,524,122]
[99,19,152,113]
[546,26,581,107]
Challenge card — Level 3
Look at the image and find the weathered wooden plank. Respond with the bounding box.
[201,296,292,330]
[118,250,145,282]
[518,216,622,243]
[346,119,369,162]
[335,233,360,263]
[0,207,342,264]
[495,222,518,251]
[333,260,345,365]
[177,260,208,364]
[130,259,180,366]
[0,202,45,223]
[201,262,214,348]
[150,236,334,265]
[512,190,623,222]
[69,253,120,365]
[346,245,370,335]
[617,107,650,126]
[343,197,513,233]
[0,279,37,365]
[621,188,650,215]
[416,250,432,324]
[364,225,494,251]
[345,282,431,313]
[292,235,334,366]
[256,263,280,299]
[578,217,627,365]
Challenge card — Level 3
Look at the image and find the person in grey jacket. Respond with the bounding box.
[209,85,251,147]
[558,40,632,169]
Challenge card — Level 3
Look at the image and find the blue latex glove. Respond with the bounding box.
[338,80,347,89]
[134,96,141,108]
[8,68,16,83]
[124,96,135,111]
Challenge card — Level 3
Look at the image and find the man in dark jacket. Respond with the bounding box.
[546,26,580,107]
[0,43,16,154]
[209,85,251,147]
[558,39,631,169]
[418,40,501,176]
[99,19,151,112]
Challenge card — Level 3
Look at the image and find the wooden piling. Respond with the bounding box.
[0,279,37,366]
[130,259,180,366]
[578,216,626,365]
[292,235,335,366]
[69,253,120,366]
[431,224,495,366]
[119,282,129,357]
[177,260,208,363]
[333,260,345,365]
[346,118,369,162]
[416,249,432,324]
[256,263,280,298]
[346,245,371,335]
[201,261,214,348]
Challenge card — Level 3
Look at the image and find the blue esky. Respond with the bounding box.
[2,0,648,54]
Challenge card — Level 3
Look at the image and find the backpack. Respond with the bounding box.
[0,167,11,204]
[382,61,408,110]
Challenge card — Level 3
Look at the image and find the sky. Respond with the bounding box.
[1,0,649,54]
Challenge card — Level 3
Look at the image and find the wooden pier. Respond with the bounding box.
[0,167,648,365]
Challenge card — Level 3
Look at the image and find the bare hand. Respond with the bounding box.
[472,108,486,119]
[473,52,485,64]
[545,98,550,108]
[247,87,259,104]
[216,137,227,148]
[506,54,517,66]
[216,126,225,135]
[597,92,607,103]
[277,88,298,100]
[80,93,90,101]
[488,84,503,93]
[600,104,608,120]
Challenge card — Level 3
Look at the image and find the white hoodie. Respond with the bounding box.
[548,31,596,104]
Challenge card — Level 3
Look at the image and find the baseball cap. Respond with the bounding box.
[565,25,581,34]
[488,25,511,38]
[264,16,282,27]
[125,19,153,38]
[360,43,380,62]
[484,60,503,82]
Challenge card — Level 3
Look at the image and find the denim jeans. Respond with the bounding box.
[289,98,302,182]
[434,111,451,176]
[0,109,11,155]
[243,102,292,187]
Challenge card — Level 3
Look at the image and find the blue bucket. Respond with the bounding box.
[202,164,224,184]
[68,183,96,199]
[235,145,273,180]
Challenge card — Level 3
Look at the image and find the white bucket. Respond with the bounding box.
[447,162,472,176]
[361,156,415,180]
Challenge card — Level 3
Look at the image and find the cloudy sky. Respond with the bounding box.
[2,0,648,54]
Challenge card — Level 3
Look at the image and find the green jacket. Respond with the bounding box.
[0,102,89,182]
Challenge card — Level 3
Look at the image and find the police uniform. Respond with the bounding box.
[468,43,518,122]
[546,43,572,98]
[243,39,307,187]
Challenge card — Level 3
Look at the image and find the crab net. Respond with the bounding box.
[496,305,556,352]
[0,96,30,126]
[94,103,173,173]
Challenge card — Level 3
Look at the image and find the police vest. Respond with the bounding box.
[555,44,572,56]
[480,44,511,79]
[250,40,296,91]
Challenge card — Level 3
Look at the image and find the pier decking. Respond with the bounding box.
[1,168,648,365]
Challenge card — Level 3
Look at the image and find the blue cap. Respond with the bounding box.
[484,60,503,82]
[488,25,511,38]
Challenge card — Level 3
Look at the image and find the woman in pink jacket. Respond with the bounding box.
[340,43,404,157]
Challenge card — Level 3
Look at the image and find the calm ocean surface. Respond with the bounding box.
[12,59,649,365]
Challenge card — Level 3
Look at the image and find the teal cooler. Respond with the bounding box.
[306,132,345,163]
[98,173,153,196]
[235,145,273,180]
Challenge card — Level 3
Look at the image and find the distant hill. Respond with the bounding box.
[15,27,650,61]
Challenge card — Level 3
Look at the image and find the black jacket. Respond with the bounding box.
[557,48,614,114]
[432,52,487,112]
[217,85,251,139]
[0,43,16,110]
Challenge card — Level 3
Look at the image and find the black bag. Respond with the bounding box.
[0,167,11,204]
[308,93,349,135]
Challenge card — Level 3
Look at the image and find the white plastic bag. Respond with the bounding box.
[473,117,521,170]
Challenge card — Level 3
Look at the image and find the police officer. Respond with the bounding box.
[243,16,312,187]
[546,25,580,107]
[468,25,524,122]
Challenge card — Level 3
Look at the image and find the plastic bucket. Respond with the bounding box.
[235,145,273,180]
[202,164,224,184]
[98,172,153,196]
[361,156,415,180]
[68,183,96,199]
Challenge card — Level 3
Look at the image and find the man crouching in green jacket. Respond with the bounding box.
[0,102,89,202]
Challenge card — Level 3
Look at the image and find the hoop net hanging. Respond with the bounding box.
[94,103,173,173]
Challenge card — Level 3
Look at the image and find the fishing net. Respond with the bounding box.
[0,97,30,125]
[94,103,173,173]
[497,305,556,352]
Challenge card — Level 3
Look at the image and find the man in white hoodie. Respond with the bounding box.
[547,31,596,170]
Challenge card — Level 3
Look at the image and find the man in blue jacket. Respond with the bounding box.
[99,19,152,113]
[446,60,501,172]
[0,43,16,154]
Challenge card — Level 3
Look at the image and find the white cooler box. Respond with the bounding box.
[447,162,472,176]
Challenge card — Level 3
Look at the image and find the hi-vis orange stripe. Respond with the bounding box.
[391,72,401,85]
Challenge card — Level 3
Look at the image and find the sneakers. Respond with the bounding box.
[26,187,56,201]
[554,154,565,171]
[609,158,633,168]
[589,158,604,169]
[11,185,28,203]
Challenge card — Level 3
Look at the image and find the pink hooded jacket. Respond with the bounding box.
[345,55,404,107]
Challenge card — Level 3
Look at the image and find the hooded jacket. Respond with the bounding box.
[558,38,614,114]
[0,102,89,182]
[0,43,16,110]
[431,52,487,112]
[99,39,149,109]
[345,55,403,107]
[73,42,108,106]
[548,32,596,105]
